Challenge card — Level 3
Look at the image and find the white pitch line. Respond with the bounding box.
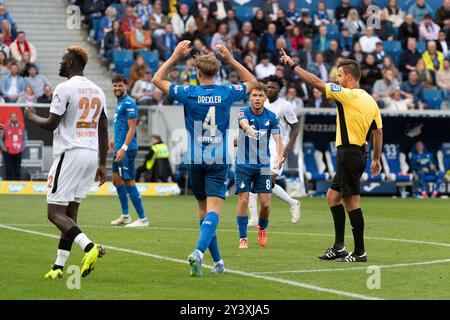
[4,223,450,248]
[0,224,383,301]
[252,258,450,275]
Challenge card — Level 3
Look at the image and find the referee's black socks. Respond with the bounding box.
[348,208,365,256]
[330,204,346,250]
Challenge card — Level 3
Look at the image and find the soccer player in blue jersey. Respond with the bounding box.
[235,83,283,249]
[152,40,257,276]
[109,74,148,227]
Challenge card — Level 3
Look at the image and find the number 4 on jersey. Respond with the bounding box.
[203,106,217,136]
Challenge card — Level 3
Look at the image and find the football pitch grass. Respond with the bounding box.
[1,195,449,300]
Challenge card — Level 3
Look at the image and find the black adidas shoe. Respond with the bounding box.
[318,247,348,260]
[336,252,368,263]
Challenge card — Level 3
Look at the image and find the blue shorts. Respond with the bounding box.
[112,150,137,180]
[189,164,229,201]
[235,165,272,194]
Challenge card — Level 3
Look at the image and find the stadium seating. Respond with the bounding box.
[236,6,254,23]
[383,41,402,65]
[113,49,134,73]
[416,41,426,53]
[422,89,443,110]
[303,142,329,181]
[327,24,339,40]
[381,144,413,182]
[92,17,102,43]
[140,50,160,72]
[437,142,450,173]
[324,141,337,178]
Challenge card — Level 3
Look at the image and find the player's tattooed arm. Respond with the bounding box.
[24,107,62,131]
[152,40,192,95]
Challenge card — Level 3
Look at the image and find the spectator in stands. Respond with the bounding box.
[136,134,172,183]
[399,37,422,80]
[18,51,33,77]
[0,33,10,58]
[324,40,340,66]
[271,37,288,65]
[235,22,258,51]
[262,0,280,22]
[0,112,25,180]
[104,19,126,63]
[17,85,37,104]
[285,85,304,113]
[374,41,386,68]
[82,0,107,32]
[437,30,450,58]
[286,1,301,27]
[286,26,305,55]
[129,18,152,51]
[436,0,450,30]
[383,0,405,28]
[410,140,445,199]
[37,84,53,104]
[25,64,50,98]
[113,0,128,20]
[131,68,162,105]
[372,69,400,107]
[255,53,276,80]
[359,27,381,54]
[342,9,366,39]
[209,0,232,21]
[298,10,315,39]
[335,0,353,25]
[349,41,364,64]
[383,88,415,110]
[166,66,180,84]
[155,23,178,60]
[408,0,433,25]
[382,55,401,81]
[192,38,209,56]
[422,40,444,72]
[0,50,9,86]
[398,14,419,48]
[149,1,169,38]
[401,70,424,107]
[242,54,256,74]
[0,4,16,36]
[223,9,241,38]
[309,52,329,82]
[251,9,268,37]
[98,6,117,44]
[360,53,383,93]
[313,1,331,27]
[2,63,25,102]
[274,9,288,36]
[299,37,314,69]
[128,53,147,90]
[195,7,216,36]
[308,88,332,108]
[376,11,395,41]
[419,13,441,41]
[120,5,137,35]
[210,22,231,52]
[10,31,37,63]
[224,71,239,86]
[436,58,450,101]
[135,0,153,23]
[181,20,204,44]
[338,27,353,58]
[357,0,374,23]
[171,3,195,38]
[179,58,198,86]
[1,19,13,46]
[313,24,330,53]
[190,0,207,18]
[260,22,279,59]
[416,58,436,88]
[242,39,259,64]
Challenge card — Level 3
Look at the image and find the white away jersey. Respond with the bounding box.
[264,97,298,146]
[50,76,107,156]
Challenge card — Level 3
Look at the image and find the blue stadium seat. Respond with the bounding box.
[180,0,195,6]
[325,141,337,178]
[141,50,160,72]
[113,49,134,73]
[303,142,329,181]
[437,142,450,172]
[122,66,131,78]
[92,17,102,42]
[381,144,413,182]
[236,6,254,23]
[423,89,443,109]
[327,24,339,40]
[383,41,402,65]
[416,41,426,53]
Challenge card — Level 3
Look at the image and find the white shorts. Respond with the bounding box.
[47,148,98,206]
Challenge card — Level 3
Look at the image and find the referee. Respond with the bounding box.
[280,49,383,262]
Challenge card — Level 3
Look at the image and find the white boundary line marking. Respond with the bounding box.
[0,224,383,300]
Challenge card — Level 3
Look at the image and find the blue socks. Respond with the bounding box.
[196,212,219,254]
[236,216,248,239]
[126,185,146,219]
[258,217,269,230]
[116,185,129,215]
[200,217,221,263]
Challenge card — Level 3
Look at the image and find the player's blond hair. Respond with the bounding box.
[250,82,267,95]
[67,45,89,66]
[194,55,220,78]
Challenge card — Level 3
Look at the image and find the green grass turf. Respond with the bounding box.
[1,195,450,300]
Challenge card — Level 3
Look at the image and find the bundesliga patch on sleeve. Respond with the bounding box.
[330,83,342,92]
[233,84,243,91]
[238,110,244,118]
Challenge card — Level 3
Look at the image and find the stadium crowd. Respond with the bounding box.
[76,0,450,110]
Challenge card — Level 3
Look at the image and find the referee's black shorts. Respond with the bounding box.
[330,145,367,197]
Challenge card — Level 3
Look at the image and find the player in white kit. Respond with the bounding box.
[248,75,301,226]
[24,46,109,279]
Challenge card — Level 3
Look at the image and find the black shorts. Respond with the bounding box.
[330,145,367,197]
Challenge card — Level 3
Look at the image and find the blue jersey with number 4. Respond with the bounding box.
[169,83,247,164]
[114,95,138,152]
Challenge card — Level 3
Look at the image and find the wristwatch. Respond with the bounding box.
[291,62,299,70]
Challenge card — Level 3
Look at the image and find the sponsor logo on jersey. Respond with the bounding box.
[264,120,270,126]
[240,181,245,189]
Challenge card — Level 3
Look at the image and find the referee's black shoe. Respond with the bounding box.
[335,251,368,263]
[318,247,348,260]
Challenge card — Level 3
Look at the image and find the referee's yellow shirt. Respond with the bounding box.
[325,83,383,147]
